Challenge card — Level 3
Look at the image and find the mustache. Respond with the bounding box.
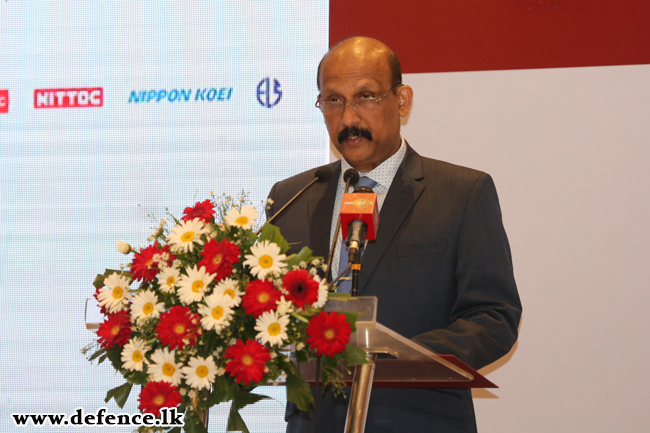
[338,126,372,143]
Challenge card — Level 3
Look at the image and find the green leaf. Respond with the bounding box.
[97,353,107,365]
[284,247,316,270]
[129,371,149,386]
[281,357,301,377]
[87,347,105,362]
[207,376,236,405]
[319,355,338,373]
[290,312,310,324]
[227,390,274,432]
[207,390,234,406]
[286,372,313,412]
[232,390,272,410]
[243,319,258,341]
[105,346,124,372]
[295,349,309,363]
[168,428,182,433]
[93,273,106,289]
[300,306,320,318]
[94,269,130,289]
[183,410,208,433]
[104,382,132,409]
[342,312,359,333]
[227,403,249,433]
[326,292,351,300]
[256,223,290,254]
[342,344,369,367]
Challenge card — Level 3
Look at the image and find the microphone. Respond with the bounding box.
[260,165,332,234]
[340,186,379,263]
[343,168,359,187]
[314,165,333,183]
[325,169,360,278]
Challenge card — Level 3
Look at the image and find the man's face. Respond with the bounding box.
[318,44,411,173]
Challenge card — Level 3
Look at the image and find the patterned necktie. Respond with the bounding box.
[336,176,377,293]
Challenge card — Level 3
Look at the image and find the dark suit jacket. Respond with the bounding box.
[267,144,522,433]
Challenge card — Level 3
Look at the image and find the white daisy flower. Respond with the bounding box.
[157,267,180,293]
[177,266,215,305]
[166,218,208,253]
[255,310,290,347]
[97,272,132,313]
[224,205,259,230]
[276,296,294,316]
[130,290,164,323]
[121,337,151,371]
[212,277,243,307]
[198,292,234,332]
[312,278,329,309]
[243,240,287,279]
[182,355,217,390]
[149,347,182,385]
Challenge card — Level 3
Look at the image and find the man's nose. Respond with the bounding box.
[341,102,361,126]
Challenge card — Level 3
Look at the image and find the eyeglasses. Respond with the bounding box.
[315,83,403,115]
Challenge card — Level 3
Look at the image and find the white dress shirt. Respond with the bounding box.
[329,135,407,279]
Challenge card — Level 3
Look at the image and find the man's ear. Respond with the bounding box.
[397,85,413,117]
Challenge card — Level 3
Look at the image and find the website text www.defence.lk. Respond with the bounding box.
[12,407,184,428]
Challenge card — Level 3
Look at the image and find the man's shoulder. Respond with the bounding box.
[426,157,486,179]
[406,146,489,186]
[271,160,340,193]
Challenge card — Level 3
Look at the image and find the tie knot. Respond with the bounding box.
[356,176,377,190]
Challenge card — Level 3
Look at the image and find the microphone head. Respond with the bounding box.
[340,190,379,241]
[314,165,333,183]
[343,168,360,186]
[353,186,374,193]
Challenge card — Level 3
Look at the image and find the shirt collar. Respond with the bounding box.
[340,134,407,189]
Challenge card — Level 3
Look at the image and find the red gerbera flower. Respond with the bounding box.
[156,306,202,350]
[97,313,132,349]
[282,269,319,309]
[198,239,240,280]
[182,199,215,223]
[306,311,351,357]
[131,242,176,283]
[93,285,107,315]
[224,339,271,385]
[138,381,183,417]
[241,279,282,318]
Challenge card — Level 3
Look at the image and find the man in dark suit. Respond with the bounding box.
[267,37,522,433]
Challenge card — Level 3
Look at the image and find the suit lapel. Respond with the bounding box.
[359,145,425,294]
[308,161,341,261]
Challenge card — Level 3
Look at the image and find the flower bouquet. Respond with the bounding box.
[83,195,367,433]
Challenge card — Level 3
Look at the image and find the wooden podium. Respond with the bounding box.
[295,297,496,433]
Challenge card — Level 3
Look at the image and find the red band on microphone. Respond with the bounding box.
[340,192,379,241]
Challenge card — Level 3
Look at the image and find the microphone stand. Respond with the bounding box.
[350,251,362,297]
[256,176,322,235]
[327,263,351,292]
[325,174,357,286]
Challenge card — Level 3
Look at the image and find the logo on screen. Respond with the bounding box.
[257,78,282,108]
[128,88,233,104]
[34,88,103,109]
[0,90,8,113]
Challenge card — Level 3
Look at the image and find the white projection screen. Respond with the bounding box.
[0,2,329,432]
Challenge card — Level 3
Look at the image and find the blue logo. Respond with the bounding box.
[128,88,233,104]
[257,78,282,108]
